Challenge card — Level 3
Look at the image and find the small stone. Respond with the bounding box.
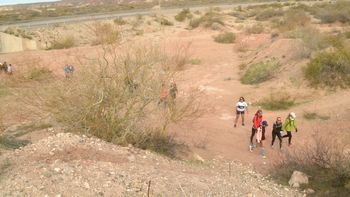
[127,155,136,162]
[84,182,90,189]
[289,171,309,188]
[54,168,61,173]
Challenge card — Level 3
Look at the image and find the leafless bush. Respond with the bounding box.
[273,131,350,195]
[24,43,201,157]
[166,42,193,70]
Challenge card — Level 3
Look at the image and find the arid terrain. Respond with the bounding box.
[1,0,350,196]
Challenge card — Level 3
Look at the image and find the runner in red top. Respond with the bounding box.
[249,109,263,152]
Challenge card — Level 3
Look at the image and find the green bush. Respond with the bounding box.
[190,58,202,65]
[175,8,192,22]
[304,48,350,88]
[214,32,236,44]
[257,94,295,111]
[241,59,281,84]
[273,9,311,32]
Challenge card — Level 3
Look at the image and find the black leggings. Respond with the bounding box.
[250,128,256,144]
[282,131,292,145]
[271,131,282,148]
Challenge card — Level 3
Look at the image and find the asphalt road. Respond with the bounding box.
[0,1,278,29]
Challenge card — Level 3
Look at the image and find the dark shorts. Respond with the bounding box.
[236,110,245,115]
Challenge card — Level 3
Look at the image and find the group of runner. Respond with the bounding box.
[234,97,298,158]
[0,61,13,75]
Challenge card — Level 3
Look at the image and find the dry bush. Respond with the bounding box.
[255,8,284,21]
[175,8,193,22]
[90,22,120,46]
[167,42,193,70]
[245,23,264,34]
[273,9,311,32]
[49,35,75,50]
[189,9,224,29]
[24,44,200,157]
[272,132,350,196]
[309,1,350,24]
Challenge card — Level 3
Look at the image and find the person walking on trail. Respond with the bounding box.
[234,97,248,127]
[158,83,168,108]
[282,112,298,146]
[7,64,13,75]
[250,109,263,152]
[271,117,283,149]
[256,120,268,158]
[64,64,70,78]
[169,79,178,101]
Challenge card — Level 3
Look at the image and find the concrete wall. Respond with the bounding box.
[0,32,37,53]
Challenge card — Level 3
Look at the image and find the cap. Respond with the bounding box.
[290,112,296,120]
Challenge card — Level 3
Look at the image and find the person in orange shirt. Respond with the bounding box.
[158,83,168,108]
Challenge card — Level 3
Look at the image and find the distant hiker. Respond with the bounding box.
[69,65,74,75]
[1,62,8,73]
[234,96,248,127]
[169,79,178,101]
[271,117,283,149]
[282,112,298,146]
[158,83,168,108]
[250,109,263,152]
[7,64,13,75]
[256,120,268,158]
[64,64,70,78]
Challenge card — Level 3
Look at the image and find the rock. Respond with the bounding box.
[305,188,315,194]
[83,182,90,189]
[288,171,308,188]
[54,168,61,173]
[127,155,136,162]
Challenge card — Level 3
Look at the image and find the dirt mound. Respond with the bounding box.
[0,132,301,196]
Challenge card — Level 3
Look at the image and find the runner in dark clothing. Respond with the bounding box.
[271,117,283,149]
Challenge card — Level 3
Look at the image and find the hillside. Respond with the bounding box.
[0,132,301,196]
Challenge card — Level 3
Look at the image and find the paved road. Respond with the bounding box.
[0,1,280,29]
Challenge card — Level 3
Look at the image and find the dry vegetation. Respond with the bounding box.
[272,133,350,196]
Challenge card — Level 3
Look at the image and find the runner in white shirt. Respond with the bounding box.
[234,97,248,127]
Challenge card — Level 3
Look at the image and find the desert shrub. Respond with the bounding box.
[91,23,119,45]
[175,8,192,22]
[344,31,350,39]
[256,93,295,110]
[27,67,52,81]
[49,35,75,49]
[214,32,236,44]
[0,135,31,149]
[114,17,127,25]
[303,112,330,120]
[255,8,284,21]
[26,45,200,157]
[310,1,350,24]
[304,48,350,88]
[245,24,264,34]
[190,58,202,65]
[241,58,281,84]
[167,42,192,70]
[273,9,311,32]
[272,134,350,196]
[157,17,174,26]
[188,10,224,29]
